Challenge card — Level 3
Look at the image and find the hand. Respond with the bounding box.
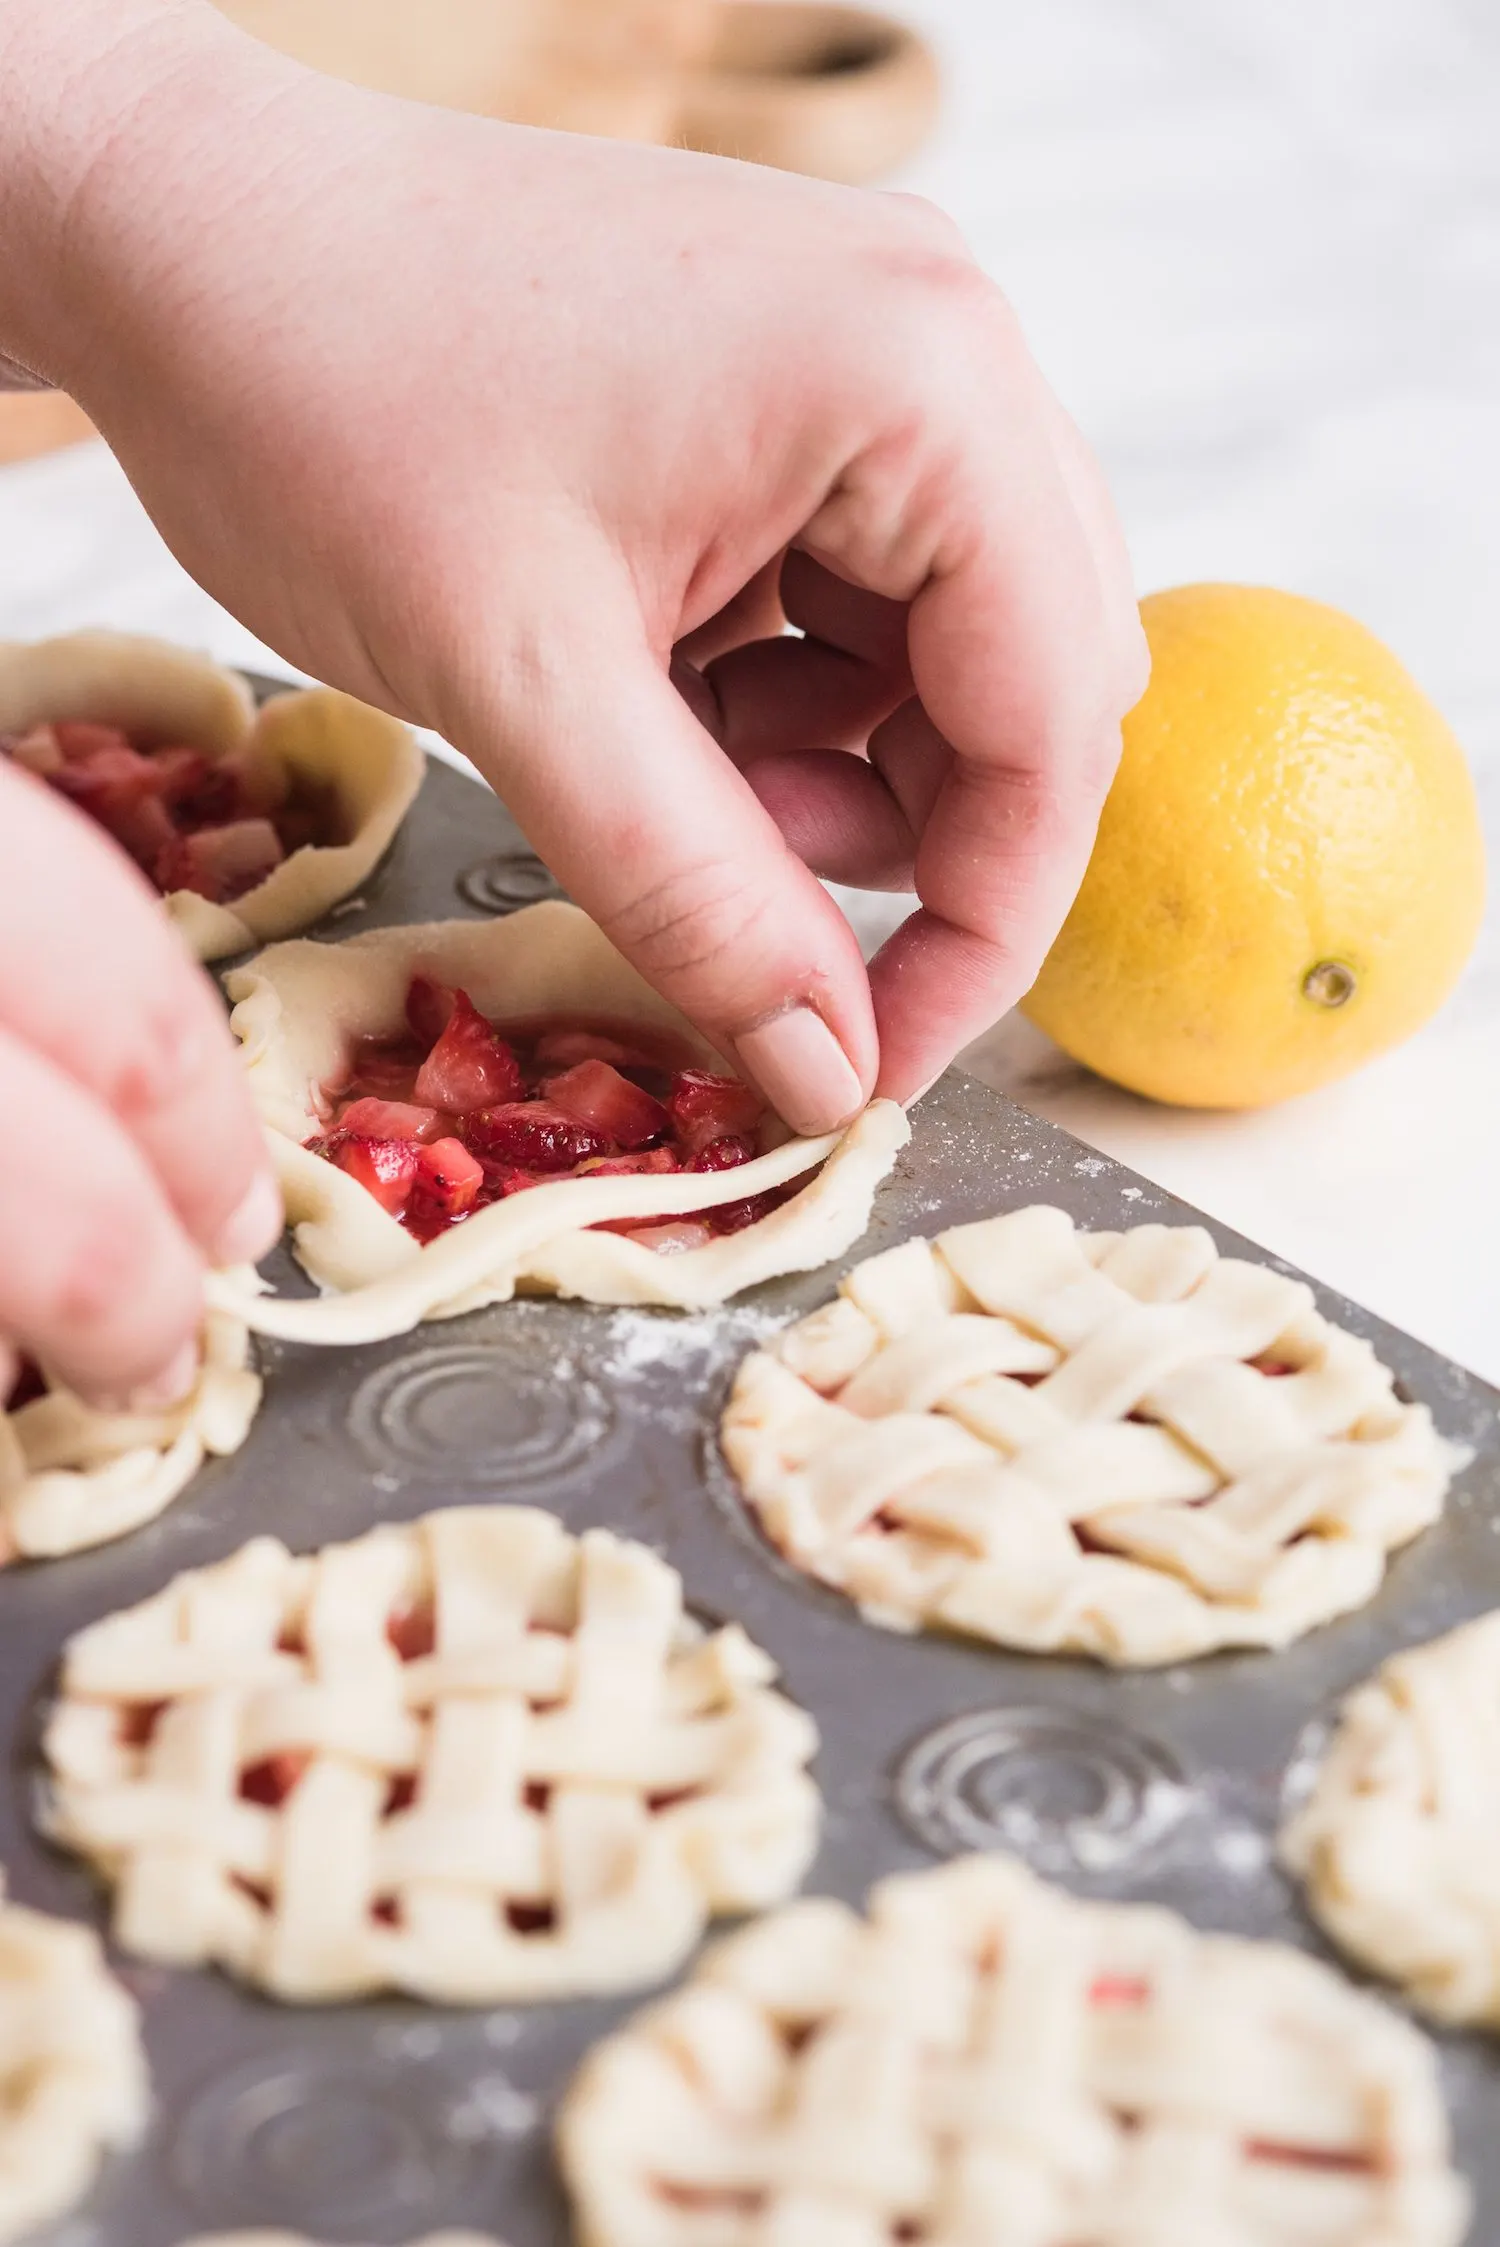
[0,758,280,1409]
[4,1,1146,1136]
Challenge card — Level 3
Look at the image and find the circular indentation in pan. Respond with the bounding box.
[349,1340,618,1491]
[170,2054,485,2230]
[457,850,563,912]
[895,1705,1190,1874]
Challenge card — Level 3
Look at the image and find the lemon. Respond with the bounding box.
[1022,583,1486,1109]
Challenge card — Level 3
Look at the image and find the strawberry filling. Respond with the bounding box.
[2,717,342,904]
[309,978,798,1248]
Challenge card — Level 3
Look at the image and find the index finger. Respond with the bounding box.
[0,761,281,1265]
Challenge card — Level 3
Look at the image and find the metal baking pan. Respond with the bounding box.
[6,713,1498,2244]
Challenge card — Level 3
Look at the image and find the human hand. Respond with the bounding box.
[3,0,1146,1135]
[0,757,280,1408]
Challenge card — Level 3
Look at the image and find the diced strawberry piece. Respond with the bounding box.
[533,1026,647,1070]
[688,1132,756,1173]
[387,1602,436,1661]
[1243,2140,1374,2175]
[406,973,457,1046]
[707,1184,793,1235]
[341,1036,425,1102]
[667,1068,763,1156]
[484,1165,554,1197]
[1,724,65,776]
[1089,1974,1149,2007]
[1253,1358,1297,1378]
[52,719,131,761]
[336,1097,444,1143]
[412,1136,484,1219]
[155,816,285,904]
[413,991,523,1112]
[624,1220,714,1254]
[462,1101,607,1172]
[544,1059,670,1149]
[239,1750,311,1807]
[50,743,177,866]
[147,744,216,808]
[330,1133,419,1215]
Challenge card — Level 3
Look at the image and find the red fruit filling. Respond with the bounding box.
[2,717,343,904]
[309,979,800,1248]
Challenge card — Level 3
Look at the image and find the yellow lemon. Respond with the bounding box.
[1022,583,1486,1108]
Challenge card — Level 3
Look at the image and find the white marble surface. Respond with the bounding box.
[2,0,1498,1376]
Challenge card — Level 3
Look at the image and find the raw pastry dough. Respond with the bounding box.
[215,904,908,1338]
[558,1851,1468,2247]
[0,1884,148,2243]
[0,1302,261,1561]
[0,629,424,959]
[179,2236,503,2245]
[721,1204,1457,1666]
[1280,1608,1500,2026]
[42,1503,820,2004]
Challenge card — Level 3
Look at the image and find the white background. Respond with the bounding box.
[2,0,1497,1374]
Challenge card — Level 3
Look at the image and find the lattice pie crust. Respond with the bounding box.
[0,1302,261,1562]
[42,1504,820,2004]
[1281,1607,1500,2027]
[0,1885,148,2244]
[721,1205,1457,1667]
[214,904,908,1341]
[0,630,424,959]
[558,1852,1468,2247]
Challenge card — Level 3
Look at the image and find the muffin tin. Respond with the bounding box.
[7,731,1498,2243]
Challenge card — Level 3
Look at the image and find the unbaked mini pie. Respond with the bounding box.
[1280,1607,1500,2027]
[0,1300,261,1562]
[213,903,908,1339]
[558,1851,1467,2247]
[42,1503,820,2004]
[0,630,423,959]
[721,1204,1457,1666]
[0,1883,147,2244]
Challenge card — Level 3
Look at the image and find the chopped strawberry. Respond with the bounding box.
[1243,2140,1374,2175]
[623,1220,714,1254]
[51,743,178,867]
[484,1165,555,1197]
[667,1068,763,1155]
[544,1059,670,1149]
[688,1132,756,1173]
[147,744,217,809]
[387,1602,436,1660]
[155,816,285,904]
[1089,1974,1149,2007]
[330,1134,419,1215]
[413,990,523,1111]
[52,719,131,761]
[533,1026,643,1070]
[239,1750,311,1807]
[337,1097,445,1143]
[708,1185,793,1235]
[461,1101,606,1172]
[341,1036,425,1102]
[406,973,457,1046]
[2,724,65,777]
[412,1136,484,1220]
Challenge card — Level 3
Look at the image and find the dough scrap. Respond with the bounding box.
[0,629,424,959]
[43,1503,820,2005]
[0,1884,148,2244]
[558,1850,1468,2247]
[1281,1607,1500,2027]
[0,1301,261,1561]
[720,1204,1458,1666]
[216,904,908,1337]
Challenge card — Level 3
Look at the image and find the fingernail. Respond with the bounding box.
[213,1169,283,1268]
[734,1006,864,1138]
[92,1339,201,1418]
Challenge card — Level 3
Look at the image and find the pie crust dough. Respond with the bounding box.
[0,1301,262,1562]
[42,1503,821,2005]
[215,904,909,1339]
[558,1851,1468,2247]
[0,630,424,960]
[178,2236,504,2246]
[1280,1608,1500,2027]
[720,1204,1457,1667]
[0,1884,148,2244]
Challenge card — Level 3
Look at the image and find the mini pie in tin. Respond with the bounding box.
[216,903,908,1340]
[41,1503,820,2005]
[1281,1606,1500,2027]
[721,1204,1457,1666]
[558,1850,1467,2247]
[0,629,423,960]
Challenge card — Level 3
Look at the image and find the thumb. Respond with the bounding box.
[451,619,876,1138]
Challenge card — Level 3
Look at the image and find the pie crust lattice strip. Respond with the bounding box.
[0,629,424,960]
[559,1851,1469,2247]
[0,1883,148,2244]
[42,1504,821,2004]
[0,1300,261,1561]
[214,903,908,1338]
[720,1204,1458,1667]
[1280,1607,1500,2028]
